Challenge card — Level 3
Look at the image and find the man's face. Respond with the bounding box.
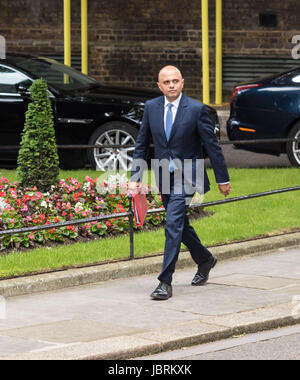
[157,66,184,102]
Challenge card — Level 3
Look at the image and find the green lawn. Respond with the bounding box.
[0,168,96,184]
[0,167,299,278]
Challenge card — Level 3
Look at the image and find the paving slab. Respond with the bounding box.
[3,319,146,344]
[211,274,300,290]
[0,244,299,360]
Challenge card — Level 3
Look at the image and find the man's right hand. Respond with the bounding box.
[128,182,142,191]
[218,183,231,197]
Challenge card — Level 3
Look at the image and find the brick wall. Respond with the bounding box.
[0,0,298,101]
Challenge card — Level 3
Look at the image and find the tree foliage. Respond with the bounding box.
[17,79,59,191]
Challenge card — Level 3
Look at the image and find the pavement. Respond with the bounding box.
[0,232,299,360]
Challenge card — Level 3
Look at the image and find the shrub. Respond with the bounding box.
[17,78,59,192]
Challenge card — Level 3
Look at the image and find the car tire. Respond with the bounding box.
[87,122,139,171]
[286,123,300,167]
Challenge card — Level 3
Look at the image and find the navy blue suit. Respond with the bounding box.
[132,93,229,285]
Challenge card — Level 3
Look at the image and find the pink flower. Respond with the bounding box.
[29,233,34,240]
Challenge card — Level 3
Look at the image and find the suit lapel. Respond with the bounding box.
[168,94,188,143]
[155,96,168,145]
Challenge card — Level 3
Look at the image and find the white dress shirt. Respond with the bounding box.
[164,93,182,131]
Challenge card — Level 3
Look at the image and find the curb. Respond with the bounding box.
[0,232,300,298]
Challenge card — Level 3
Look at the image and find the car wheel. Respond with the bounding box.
[287,123,300,167]
[88,122,138,171]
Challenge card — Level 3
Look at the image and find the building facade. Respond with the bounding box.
[0,0,299,101]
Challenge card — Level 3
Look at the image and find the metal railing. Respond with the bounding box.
[0,137,299,260]
[0,136,299,150]
[0,186,299,260]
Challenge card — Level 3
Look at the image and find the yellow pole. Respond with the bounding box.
[215,0,223,105]
[64,0,71,68]
[81,0,88,75]
[201,0,210,105]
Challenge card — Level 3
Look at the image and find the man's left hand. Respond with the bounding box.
[218,183,231,197]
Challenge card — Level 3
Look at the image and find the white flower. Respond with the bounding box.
[83,182,91,191]
[41,200,48,208]
[0,197,7,211]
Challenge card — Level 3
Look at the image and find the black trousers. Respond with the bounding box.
[157,173,212,285]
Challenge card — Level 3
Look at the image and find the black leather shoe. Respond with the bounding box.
[191,255,217,286]
[151,281,172,300]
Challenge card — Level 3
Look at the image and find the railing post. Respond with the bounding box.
[128,195,135,260]
[215,0,223,105]
[201,0,210,105]
[64,0,71,67]
[81,0,88,75]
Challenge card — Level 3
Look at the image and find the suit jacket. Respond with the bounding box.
[131,93,229,194]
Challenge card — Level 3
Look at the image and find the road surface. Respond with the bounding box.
[137,324,300,360]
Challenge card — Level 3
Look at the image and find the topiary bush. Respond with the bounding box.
[17,78,60,192]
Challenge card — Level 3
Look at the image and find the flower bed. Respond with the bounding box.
[0,175,160,251]
[0,175,206,252]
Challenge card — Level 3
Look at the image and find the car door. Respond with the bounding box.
[0,64,32,162]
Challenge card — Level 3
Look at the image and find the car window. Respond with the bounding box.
[274,71,300,85]
[0,65,29,94]
[12,57,98,92]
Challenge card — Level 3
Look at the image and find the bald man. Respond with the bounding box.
[131,66,230,300]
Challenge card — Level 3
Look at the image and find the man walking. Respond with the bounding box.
[130,66,231,300]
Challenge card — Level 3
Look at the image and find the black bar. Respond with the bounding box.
[0,187,299,238]
[0,137,299,150]
[0,211,130,237]
[219,137,300,145]
[192,186,300,208]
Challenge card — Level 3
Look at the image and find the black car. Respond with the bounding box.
[0,53,220,170]
[227,67,300,167]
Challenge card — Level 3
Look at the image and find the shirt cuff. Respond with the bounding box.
[218,182,230,185]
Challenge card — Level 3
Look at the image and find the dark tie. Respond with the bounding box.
[166,103,175,173]
[166,103,173,141]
